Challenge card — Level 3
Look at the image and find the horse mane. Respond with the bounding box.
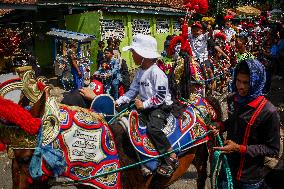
[204,96,223,122]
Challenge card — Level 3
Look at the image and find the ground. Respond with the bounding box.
[0,76,283,189]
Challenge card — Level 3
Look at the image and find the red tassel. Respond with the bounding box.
[37,82,46,92]
[0,142,6,152]
[0,96,41,135]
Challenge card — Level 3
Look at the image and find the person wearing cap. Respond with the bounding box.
[116,34,179,177]
[223,15,236,43]
[189,21,229,93]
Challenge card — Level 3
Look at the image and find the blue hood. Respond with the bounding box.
[232,59,266,101]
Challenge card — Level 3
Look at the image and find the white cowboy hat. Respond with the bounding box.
[122,34,161,59]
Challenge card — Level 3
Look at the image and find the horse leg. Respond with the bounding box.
[193,143,209,189]
[12,149,51,189]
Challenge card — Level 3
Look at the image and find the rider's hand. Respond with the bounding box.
[213,140,241,154]
[135,99,144,110]
[79,87,96,101]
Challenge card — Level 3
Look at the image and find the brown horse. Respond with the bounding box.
[0,67,221,189]
[0,90,221,189]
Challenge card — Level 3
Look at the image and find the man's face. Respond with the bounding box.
[132,50,142,65]
[104,50,113,60]
[236,73,250,96]
[225,21,232,28]
[235,39,245,52]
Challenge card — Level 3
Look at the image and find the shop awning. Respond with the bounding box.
[46,28,96,42]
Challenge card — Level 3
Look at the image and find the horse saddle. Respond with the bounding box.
[127,98,210,171]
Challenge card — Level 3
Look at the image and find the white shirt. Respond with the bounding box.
[224,27,236,42]
[116,64,173,109]
[188,32,209,62]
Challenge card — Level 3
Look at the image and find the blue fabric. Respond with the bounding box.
[231,59,266,105]
[219,178,264,189]
[71,66,84,90]
[270,45,278,57]
[29,126,67,179]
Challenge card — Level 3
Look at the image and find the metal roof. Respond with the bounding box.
[46,28,96,42]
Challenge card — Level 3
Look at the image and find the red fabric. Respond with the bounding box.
[247,96,265,108]
[239,145,247,154]
[37,81,46,92]
[183,0,209,14]
[90,79,104,95]
[0,142,6,152]
[224,15,234,21]
[236,97,267,180]
[192,21,203,29]
[214,32,227,41]
[0,96,41,135]
[119,85,124,96]
[168,22,193,57]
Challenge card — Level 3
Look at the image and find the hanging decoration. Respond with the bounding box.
[183,0,209,15]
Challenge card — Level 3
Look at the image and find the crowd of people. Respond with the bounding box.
[60,13,284,189]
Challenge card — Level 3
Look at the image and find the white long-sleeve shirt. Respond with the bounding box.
[116,64,173,109]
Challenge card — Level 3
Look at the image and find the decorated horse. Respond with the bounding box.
[0,62,224,189]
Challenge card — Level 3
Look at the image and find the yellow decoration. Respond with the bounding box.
[202,17,215,25]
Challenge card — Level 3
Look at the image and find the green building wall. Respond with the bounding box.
[36,11,182,74]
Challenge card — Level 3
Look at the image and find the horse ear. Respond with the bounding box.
[29,90,47,118]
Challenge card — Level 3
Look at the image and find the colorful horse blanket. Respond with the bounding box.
[31,98,121,189]
[128,96,210,171]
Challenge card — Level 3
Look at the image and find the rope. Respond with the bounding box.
[210,134,233,189]
[49,130,211,186]
[107,103,135,125]
[191,73,224,84]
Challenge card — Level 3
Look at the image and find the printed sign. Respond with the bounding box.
[62,124,106,163]
[156,19,169,33]
[101,19,125,40]
[132,19,151,36]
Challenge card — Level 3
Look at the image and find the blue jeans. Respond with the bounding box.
[219,179,264,189]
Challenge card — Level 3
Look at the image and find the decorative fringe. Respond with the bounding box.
[168,22,193,57]
[183,0,209,14]
[214,32,227,41]
[0,96,41,135]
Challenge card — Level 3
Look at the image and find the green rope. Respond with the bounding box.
[210,135,233,189]
[107,103,135,125]
[191,73,224,84]
[50,130,211,186]
[179,97,233,189]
